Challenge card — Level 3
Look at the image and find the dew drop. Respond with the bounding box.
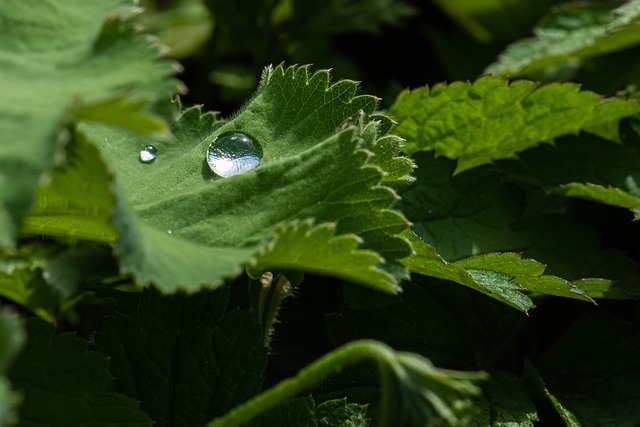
[207,132,262,178]
[139,145,157,163]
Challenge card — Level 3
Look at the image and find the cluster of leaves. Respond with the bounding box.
[2,0,640,426]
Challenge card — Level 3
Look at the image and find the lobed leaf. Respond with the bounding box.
[95,288,266,427]
[0,0,179,246]
[389,76,640,172]
[8,318,151,426]
[486,1,640,78]
[79,64,412,293]
[396,153,636,310]
[496,126,640,219]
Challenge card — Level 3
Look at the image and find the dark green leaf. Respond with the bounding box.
[8,318,151,427]
[95,287,267,427]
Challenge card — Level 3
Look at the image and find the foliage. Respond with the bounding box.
[2,0,640,426]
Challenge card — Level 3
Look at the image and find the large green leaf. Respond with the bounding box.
[0,0,178,247]
[246,397,371,427]
[389,76,640,173]
[8,318,151,426]
[0,309,26,427]
[76,65,411,293]
[396,153,636,310]
[486,1,640,78]
[95,288,266,427]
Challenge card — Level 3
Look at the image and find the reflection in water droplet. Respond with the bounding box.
[139,145,157,163]
[207,132,262,178]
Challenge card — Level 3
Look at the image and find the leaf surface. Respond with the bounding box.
[529,313,640,426]
[0,309,26,427]
[95,288,267,427]
[486,1,640,77]
[79,65,412,293]
[8,318,151,427]
[0,0,178,246]
[389,76,640,172]
[396,153,636,310]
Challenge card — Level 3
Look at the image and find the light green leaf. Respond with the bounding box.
[0,309,26,427]
[0,0,179,246]
[8,318,151,427]
[79,65,411,293]
[389,76,640,173]
[486,1,640,78]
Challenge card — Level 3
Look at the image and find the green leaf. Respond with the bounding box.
[80,65,411,293]
[496,126,640,219]
[0,309,26,427]
[95,287,267,427]
[207,340,486,427]
[389,76,640,172]
[431,0,557,43]
[0,0,179,246]
[247,396,371,427]
[8,318,151,427]
[397,153,636,310]
[476,370,538,427]
[486,1,640,78]
[528,313,640,426]
[21,130,118,242]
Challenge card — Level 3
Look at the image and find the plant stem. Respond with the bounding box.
[204,339,394,427]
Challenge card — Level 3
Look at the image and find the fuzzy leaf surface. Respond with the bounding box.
[81,65,411,293]
[486,1,640,78]
[247,397,370,427]
[389,76,640,172]
[0,0,178,246]
[95,288,267,427]
[8,318,151,427]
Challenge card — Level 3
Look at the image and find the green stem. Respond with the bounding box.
[204,340,394,427]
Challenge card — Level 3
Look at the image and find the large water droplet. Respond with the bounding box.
[207,132,262,178]
[139,145,157,163]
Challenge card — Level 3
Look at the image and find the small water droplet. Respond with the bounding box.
[139,145,157,163]
[207,132,262,178]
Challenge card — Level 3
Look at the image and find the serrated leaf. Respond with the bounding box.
[8,318,151,427]
[0,309,26,427]
[397,153,636,310]
[95,288,267,427]
[79,64,411,293]
[496,126,640,219]
[528,313,640,426]
[252,220,397,293]
[0,0,179,246]
[486,1,640,78]
[389,76,640,172]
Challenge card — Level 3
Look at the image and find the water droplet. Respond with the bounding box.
[207,132,262,178]
[139,145,157,163]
